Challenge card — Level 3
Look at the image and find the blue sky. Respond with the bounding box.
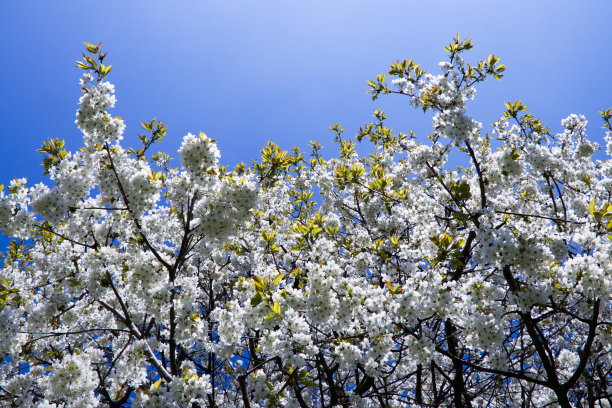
[1,0,611,246]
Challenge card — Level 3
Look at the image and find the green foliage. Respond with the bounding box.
[76,42,112,83]
[127,118,168,161]
[600,108,612,130]
[589,199,612,231]
[254,142,303,188]
[37,138,67,175]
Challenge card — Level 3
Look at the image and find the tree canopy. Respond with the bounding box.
[1,37,612,407]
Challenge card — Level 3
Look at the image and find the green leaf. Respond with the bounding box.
[452,212,468,221]
[272,273,285,286]
[83,42,99,53]
[450,259,465,268]
[252,276,264,293]
[300,379,317,387]
[251,293,263,307]
[440,232,453,249]
[453,181,471,201]
[270,300,281,315]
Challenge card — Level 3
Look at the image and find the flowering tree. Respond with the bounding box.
[1,37,612,407]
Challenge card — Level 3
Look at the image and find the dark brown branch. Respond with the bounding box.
[34,223,98,250]
[450,230,476,281]
[494,210,585,224]
[238,375,252,408]
[502,266,571,407]
[433,344,548,387]
[564,298,601,389]
[445,319,472,408]
[96,298,172,382]
[68,206,128,211]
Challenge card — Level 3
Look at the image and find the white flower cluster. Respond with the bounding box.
[492,147,525,178]
[132,369,211,408]
[391,77,415,94]
[125,166,160,216]
[605,129,612,156]
[76,81,125,148]
[561,113,588,135]
[432,109,482,142]
[0,178,33,237]
[178,132,220,181]
[31,185,68,223]
[43,353,99,407]
[30,155,95,223]
[420,72,476,109]
[192,175,257,241]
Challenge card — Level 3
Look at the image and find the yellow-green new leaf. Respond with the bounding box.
[272,273,285,286]
[270,300,281,316]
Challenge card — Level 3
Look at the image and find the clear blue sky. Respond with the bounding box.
[1,0,611,245]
